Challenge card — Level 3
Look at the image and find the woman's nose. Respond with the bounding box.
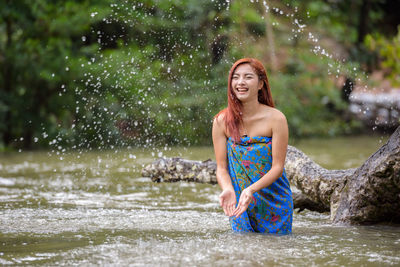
[238,77,245,84]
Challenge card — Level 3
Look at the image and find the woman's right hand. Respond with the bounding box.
[219,189,236,217]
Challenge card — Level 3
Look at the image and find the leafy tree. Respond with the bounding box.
[0,0,111,149]
[365,27,400,86]
[1,0,398,150]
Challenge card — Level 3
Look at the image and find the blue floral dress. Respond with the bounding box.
[227,136,293,234]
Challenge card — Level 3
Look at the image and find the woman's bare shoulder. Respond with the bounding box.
[213,111,228,136]
[261,105,287,122]
[213,111,226,126]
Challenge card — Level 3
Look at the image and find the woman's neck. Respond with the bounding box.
[241,99,260,120]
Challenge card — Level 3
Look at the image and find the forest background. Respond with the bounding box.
[1,0,399,151]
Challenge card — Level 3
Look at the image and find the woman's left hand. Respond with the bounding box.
[233,187,255,218]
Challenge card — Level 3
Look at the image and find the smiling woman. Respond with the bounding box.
[212,58,293,234]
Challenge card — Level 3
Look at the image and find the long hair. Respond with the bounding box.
[215,58,275,142]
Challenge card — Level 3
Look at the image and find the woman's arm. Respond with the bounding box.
[248,110,288,193]
[212,115,236,217]
[233,110,288,218]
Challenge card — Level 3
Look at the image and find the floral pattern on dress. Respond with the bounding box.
[227,136,293,234]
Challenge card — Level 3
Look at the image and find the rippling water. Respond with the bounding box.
[1,136,399,266]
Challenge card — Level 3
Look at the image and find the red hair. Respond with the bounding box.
[215,58,275,142]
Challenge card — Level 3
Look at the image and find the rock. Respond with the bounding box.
[331,126,400,224]
[141,157,217,183]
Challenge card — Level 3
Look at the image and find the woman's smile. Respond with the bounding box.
[236,87,249,93]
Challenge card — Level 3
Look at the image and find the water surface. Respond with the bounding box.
[1,135,399,266]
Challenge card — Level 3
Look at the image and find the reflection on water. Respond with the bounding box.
[292,134,389,169]
[1,135,399,265]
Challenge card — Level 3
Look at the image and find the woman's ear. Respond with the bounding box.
[258,80,263,90]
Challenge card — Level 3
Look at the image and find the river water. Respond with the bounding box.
[1,135,399,266]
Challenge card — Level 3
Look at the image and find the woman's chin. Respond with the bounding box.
[235,93,248,100]
[235,95,254,103]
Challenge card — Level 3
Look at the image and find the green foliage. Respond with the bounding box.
[365,27,400,85]
[272,50,357,138]
[0,0,111,150]
[1,0,396,150]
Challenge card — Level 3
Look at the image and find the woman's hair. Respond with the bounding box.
[215,58,275,142]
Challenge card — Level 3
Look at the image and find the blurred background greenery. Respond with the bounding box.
[0,0,399,151]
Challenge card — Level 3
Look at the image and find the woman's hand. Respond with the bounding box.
[219,189,236,217]
[233,187,255,218]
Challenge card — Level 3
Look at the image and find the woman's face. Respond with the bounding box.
[231,63,263,102]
